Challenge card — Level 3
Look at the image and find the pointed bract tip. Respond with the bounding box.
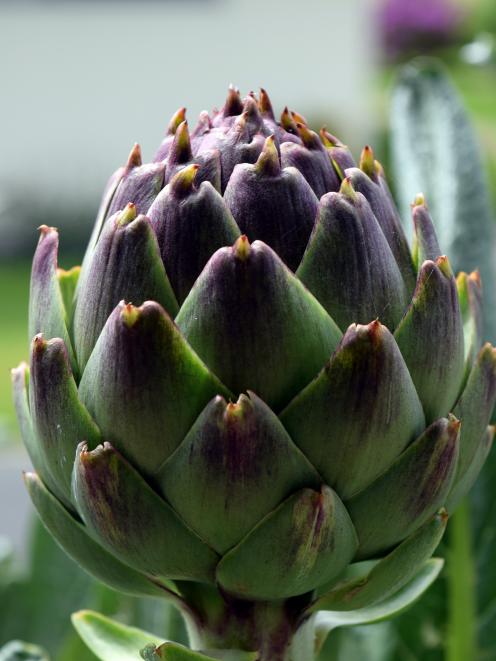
[116,202,137,227]
[438,508,449,523]
[354,319,383,344]
[255,134,280,176]
[469,269,482,288]
[224,86,243,117]
[359,145,375,178]
[280,106,297,132]
[296,122,317,148]
[120,302,140,328]
[233,235,251,261]
[170,163,200,196]
[259,88,274,118]
[196,110,212,131]
[374,159,385,177]
[436,255,453,278]
[175,120,190,144]
[167,107,187,135]
[368,318,383,340]
[32,333,47,353]
[37,224,57,237]
[479,342,496,367]
[169,120,192,163]
[340,176,357,201]
[242,95,261,117]
[319,127,339,148]
[126,143,142,168]
[412,192,426,208]
[447,415,462,434]
[291,110,308,126]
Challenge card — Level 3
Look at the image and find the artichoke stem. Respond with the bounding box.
[176,582,315,660]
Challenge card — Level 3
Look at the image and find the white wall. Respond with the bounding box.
[0,0,377,210]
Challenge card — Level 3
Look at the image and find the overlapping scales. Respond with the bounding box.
[15,87,496,607]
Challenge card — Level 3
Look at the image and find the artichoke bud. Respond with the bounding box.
[15,86,496,644]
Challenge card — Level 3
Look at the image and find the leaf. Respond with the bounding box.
[142,642,243,660]
[390,58,496,342]
[314,558,443,649]
[71,610,163,661]
[0,518,94,655]
[0,640,50,661]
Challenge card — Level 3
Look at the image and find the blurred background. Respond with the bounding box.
[0,0,495,659]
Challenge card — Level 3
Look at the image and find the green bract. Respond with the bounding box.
[13,87,496,661]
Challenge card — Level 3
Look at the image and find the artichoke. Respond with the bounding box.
[13,87,496,661]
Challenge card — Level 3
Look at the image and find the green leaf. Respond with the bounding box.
[0,641,50,661]
[390,59,496,342]
[314,558,443,638]
[141,642,215,660]
[71,610,163,661]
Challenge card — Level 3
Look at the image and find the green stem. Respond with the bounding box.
[446,499,477,661]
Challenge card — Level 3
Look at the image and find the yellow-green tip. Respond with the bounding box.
[296,123,317,148]
[170,164,200,195]
[413,192,426,207]
[436,255,453,279]
[280,106,297,133]
[340,176,357,202]
[167,107,187,135]
[320,127,339,148]
[233,235,251,261]
[116,203,137,227]
[291,110,308,126]
[255,135,280,176]
[120,302,140,328]
[359,145,375,178]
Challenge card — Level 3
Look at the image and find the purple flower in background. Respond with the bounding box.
[378,0,462,60]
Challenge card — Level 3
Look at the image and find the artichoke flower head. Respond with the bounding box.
[13,86,496,660]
